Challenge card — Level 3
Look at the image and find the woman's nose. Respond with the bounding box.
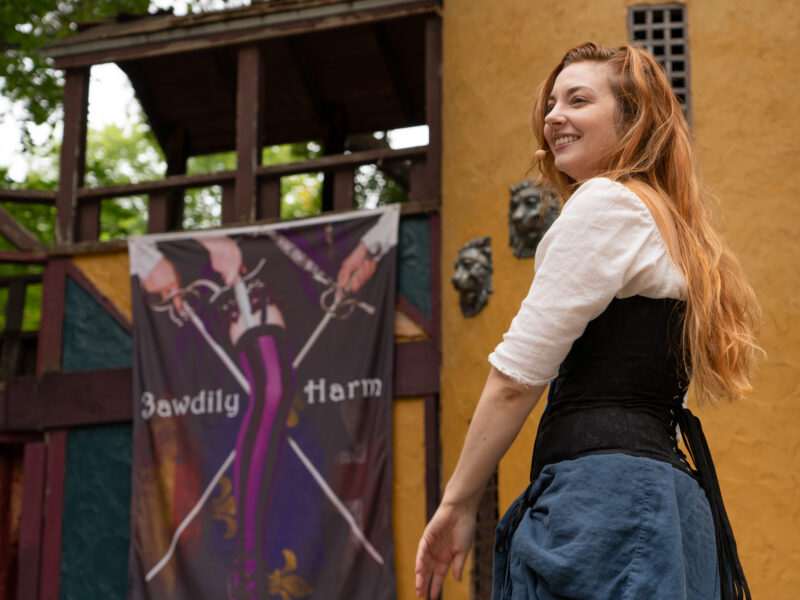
[544,106,564,126]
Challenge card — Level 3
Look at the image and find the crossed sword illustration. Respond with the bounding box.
[145,230,383,582]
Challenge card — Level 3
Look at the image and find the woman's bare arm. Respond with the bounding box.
[415,368,545,598]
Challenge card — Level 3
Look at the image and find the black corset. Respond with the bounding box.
[530,296,690,480]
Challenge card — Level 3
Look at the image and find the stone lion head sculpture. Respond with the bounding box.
[508,180,559,258]
[451,236,492,318]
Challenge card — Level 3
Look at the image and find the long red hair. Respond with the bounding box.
[532,42,761,404]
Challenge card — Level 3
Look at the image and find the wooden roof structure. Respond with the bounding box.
[41,0,438,157]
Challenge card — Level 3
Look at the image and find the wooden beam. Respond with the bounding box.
[47,1,440,69]
[0,190,56,205]
[149,128,187,233]
[286,37,325,127]
[16,441,46,600]
[79,170,235,201]
[424,394,440,520]
[258,177,281,220]
[0,204,46,252]
[0,377,38,432]
[36,259,68,375]
[39,430,67,600]
[394,339,438,396]
[321,105,347,212]
[230,44,263,224]
[373,23,415,123]
[76,198,100,242]
[38,368,132,429]
[424,16,442,205]
[332,168,354,212]
[56,68,89,244]
[74,147,426,203]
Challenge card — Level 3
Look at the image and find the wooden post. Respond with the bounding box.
[321,105,347,212]
[38,431,67,600]
[229,45,263,224]
[76,200,100,241]
[332,168,354,211]
[258,178,281,220]
[56,68,89,244]
[425,17,442,205]
[149,129,187,233]
[16,441,46,600]
[33,258,69,600]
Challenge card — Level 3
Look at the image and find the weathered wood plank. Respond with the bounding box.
[394,339,439,397]
[425,16,442,205]
[38,368,133,429]
[332,168,354,212]
[46,1,440,69]
[76,198,100,242]
[0,189,56,205]
[424,394,440,520]
[16,441,46,600]
[56,68,89,244]
[258,177,281,220]
[39,430,67,600]
[0,204,46,252]
[75,147,426,203]
[231,44,262,224]
[0,377,38,431]
[36,259,68,375]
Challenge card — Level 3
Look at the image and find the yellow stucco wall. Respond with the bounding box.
[438,1,800,599]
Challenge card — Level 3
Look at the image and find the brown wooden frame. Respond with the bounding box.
[1,5,443,600]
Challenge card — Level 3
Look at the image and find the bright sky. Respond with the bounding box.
[0,0,427,182]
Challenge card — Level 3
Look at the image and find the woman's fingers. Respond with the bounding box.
[452,549,467,582]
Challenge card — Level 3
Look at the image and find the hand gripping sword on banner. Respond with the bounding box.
[145,233,384,582]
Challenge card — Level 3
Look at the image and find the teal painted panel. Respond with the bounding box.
[60,276,133,599]
[60,424,132,600]
[62,277,131,372]
[397,215,432,320]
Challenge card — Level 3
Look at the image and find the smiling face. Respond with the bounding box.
[544,61,621,182]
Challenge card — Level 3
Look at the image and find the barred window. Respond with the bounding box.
[628,4,691,119]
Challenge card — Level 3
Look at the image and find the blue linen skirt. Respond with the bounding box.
[492,453,720,600]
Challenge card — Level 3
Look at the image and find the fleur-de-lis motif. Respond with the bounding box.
[268,549,313,600]
[210,476,236,539]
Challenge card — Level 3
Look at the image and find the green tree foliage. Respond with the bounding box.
[0,0,151,146]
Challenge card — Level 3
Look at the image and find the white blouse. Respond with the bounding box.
[488,177,686,386]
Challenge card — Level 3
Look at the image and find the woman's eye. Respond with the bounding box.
[571,96,587,105]
[545,104,555,114]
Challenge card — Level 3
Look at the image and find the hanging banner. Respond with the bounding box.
[127,206,399,600]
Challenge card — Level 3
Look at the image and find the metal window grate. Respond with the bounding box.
[628,4,691,120]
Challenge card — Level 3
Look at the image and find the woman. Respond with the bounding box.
[415,42,760,600]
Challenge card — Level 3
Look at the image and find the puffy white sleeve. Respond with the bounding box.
[128,237,164,280]
[488,177,685,386]
[360,205,399,261]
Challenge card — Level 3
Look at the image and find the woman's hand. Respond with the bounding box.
[337,241,377,294]
[415,500,478,599]
[197,236,243,286]
[142,257,183,313]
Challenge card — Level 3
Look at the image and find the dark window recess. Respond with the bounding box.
[628,4,692,120]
